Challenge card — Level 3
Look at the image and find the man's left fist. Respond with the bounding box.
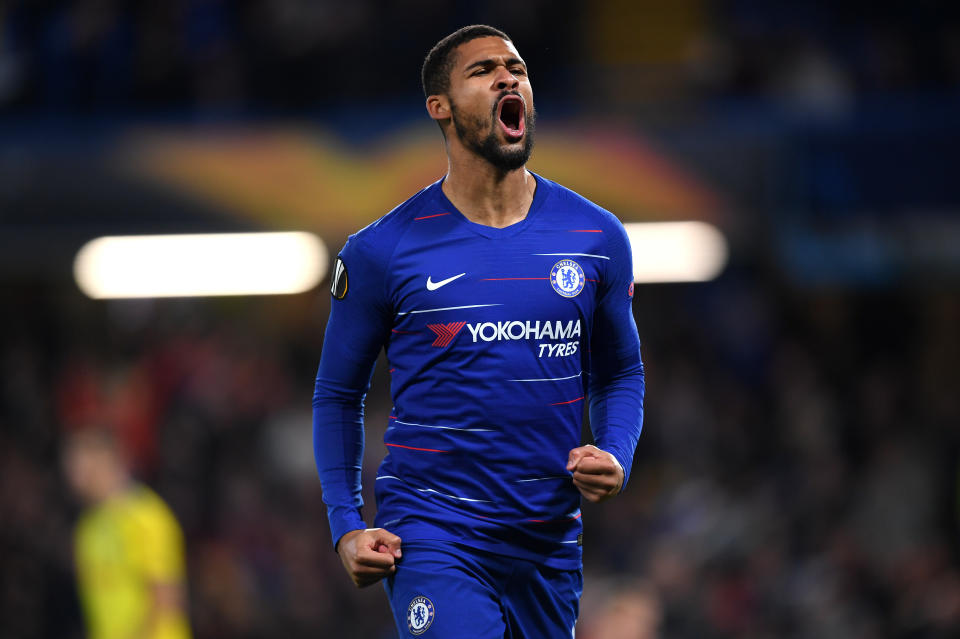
[566,445,624,503]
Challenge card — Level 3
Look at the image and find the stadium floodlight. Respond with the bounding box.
[623,221,728,283]
[74,232,328,299]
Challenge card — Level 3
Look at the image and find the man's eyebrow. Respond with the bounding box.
[464,57,527,72]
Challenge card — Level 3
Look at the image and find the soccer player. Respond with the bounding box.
[313,24,645,637]
[63,428,192,639]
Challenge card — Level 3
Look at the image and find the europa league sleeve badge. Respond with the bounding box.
[331,257,348,300]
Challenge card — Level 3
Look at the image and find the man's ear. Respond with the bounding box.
[426,95,450,122]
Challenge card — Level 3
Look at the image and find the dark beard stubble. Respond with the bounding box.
[449,95,536,172]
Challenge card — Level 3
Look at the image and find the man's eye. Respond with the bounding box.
[472,68,489,76]
[511,67,526,75]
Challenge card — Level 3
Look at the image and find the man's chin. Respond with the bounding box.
[487,149,531,172]
[451,117,533,171]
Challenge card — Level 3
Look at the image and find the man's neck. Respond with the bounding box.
[441,151,535,229]
[92,470,132,505]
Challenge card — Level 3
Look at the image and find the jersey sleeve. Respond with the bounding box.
[134,494,186,583]
[313,233,393,549]
[588,218,645,489]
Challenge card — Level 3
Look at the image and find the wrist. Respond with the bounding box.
[335,528,364,553]
[600,445,628,492]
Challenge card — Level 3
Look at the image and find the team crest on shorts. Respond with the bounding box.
[550,259,585,298]
[407,595,435,635]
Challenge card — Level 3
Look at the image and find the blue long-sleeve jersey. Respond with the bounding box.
[313,174,644,570]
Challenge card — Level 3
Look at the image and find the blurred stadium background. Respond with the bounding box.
[2,1,959,637]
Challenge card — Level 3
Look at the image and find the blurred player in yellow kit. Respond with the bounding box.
[64,428,191,639]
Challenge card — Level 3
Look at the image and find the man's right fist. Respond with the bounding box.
[337,528,403,588]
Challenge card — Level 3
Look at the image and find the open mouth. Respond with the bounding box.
[497,95,525,140]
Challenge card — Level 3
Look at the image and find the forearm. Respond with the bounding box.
[313,376,367,548]
[588,355,645,489]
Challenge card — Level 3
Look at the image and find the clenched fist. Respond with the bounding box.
[337,528,403,588]
[566,445,624,503]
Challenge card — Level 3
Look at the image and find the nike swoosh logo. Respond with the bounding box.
[426,273,466,290]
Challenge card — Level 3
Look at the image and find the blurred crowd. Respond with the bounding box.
[1,0,959,115]
[1,288,396,638]
[1,273,958,638]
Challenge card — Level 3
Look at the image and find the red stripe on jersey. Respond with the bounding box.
[527,512,582,523]
[569,229,602,232]
[414,212,451,221]
[392,329,417,334]
[385,443,449,453]
[549,396,584,406]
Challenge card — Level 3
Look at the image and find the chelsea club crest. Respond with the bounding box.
[550,259,585,298]
[407,595,435,635]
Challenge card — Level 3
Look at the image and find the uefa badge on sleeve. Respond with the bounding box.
[407,596,435,635]
[550,259,585,298]
[331,257,348,300]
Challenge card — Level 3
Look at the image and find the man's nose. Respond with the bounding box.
[494,67,519,91]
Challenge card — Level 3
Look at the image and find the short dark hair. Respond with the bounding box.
[421,25,512,97]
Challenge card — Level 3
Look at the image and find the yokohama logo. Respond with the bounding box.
[426,321,467,347]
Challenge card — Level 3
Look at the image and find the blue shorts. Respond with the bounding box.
[384,541,582,638]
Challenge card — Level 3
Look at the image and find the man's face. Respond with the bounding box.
[63,436,117,504]
[445,36,536,171]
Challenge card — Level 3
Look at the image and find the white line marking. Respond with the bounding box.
[415,487,492,503]
[515,476,571,482]
[560,539,580,544]
[375,475,492,502]
[395,419,493,432]
[396,303,502,316]
[533,253,610,260]
[509,372,582,382]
